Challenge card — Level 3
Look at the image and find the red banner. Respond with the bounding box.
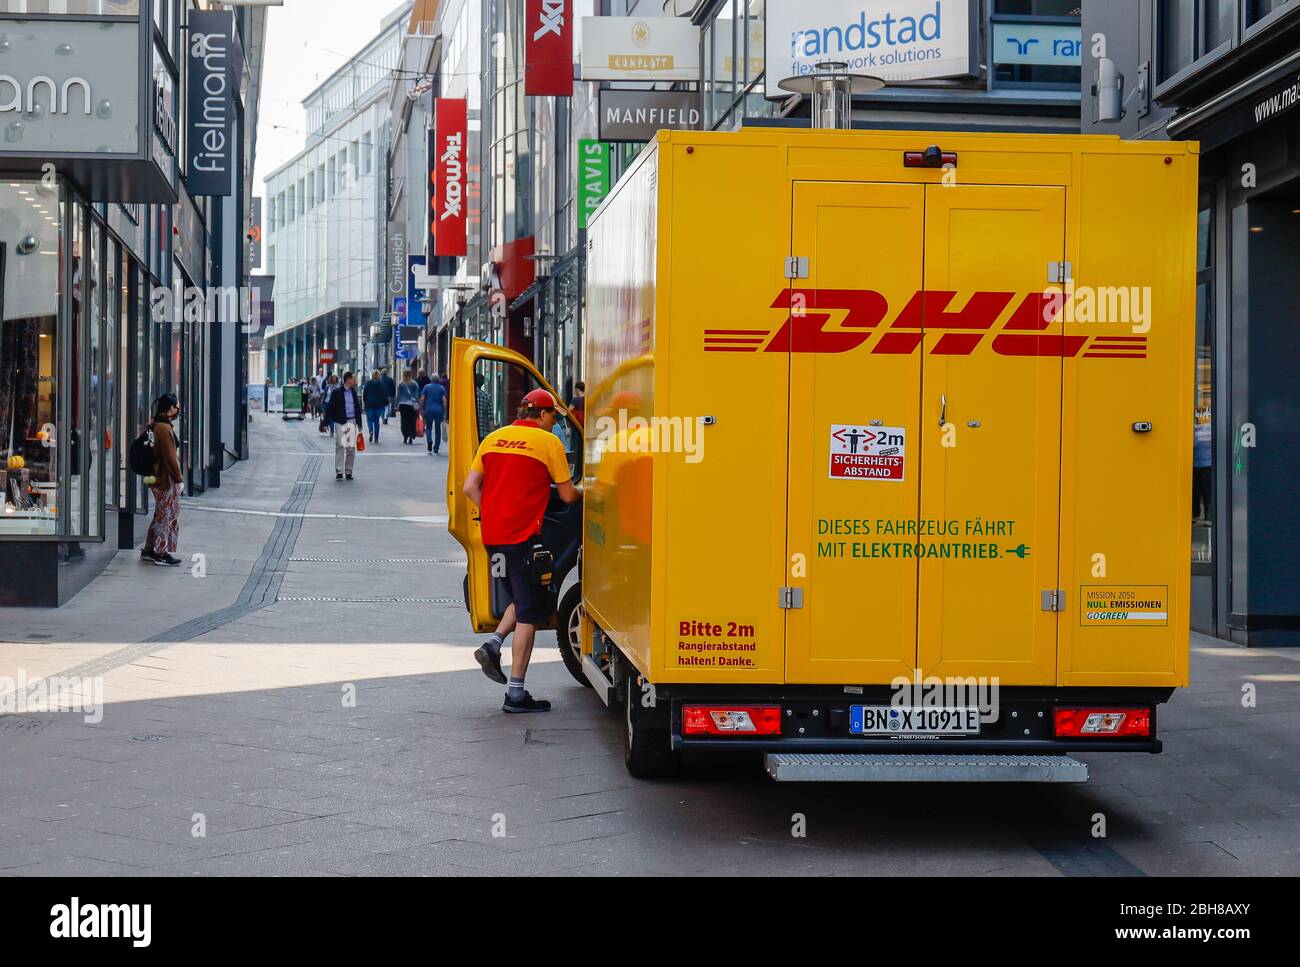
[431,97,467,258]
[525,0,572,96]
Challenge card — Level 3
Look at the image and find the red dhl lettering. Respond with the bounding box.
[700,289,1145,359]
[494,440,530,449]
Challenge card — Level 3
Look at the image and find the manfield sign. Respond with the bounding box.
[598,89,702,143]
[764,0,977,93]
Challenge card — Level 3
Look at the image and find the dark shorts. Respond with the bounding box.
[486,540,554,626]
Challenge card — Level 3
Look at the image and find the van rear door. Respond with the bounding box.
[784,182,927,684]
[783,182,1066,686]
[916,185,1066,685]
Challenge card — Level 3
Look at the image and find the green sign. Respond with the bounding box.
[282,385,303,412]
[577,139,611,230]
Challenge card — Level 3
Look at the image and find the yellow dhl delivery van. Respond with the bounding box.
[448,128,1198,783]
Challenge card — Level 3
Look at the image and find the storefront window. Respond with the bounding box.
[0,1,139,12]
[1193,201,1214,565]
[0,179,60,535]
[86,218,103,538]
[68,200,86,538]
[111,242,125,509]
[1249,0,1293,26]
[1158,0,1236,84]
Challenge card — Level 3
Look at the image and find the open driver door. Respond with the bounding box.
[448,338,584,632]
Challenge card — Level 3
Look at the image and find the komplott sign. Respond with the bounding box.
[598,90,702,143]
[431,97,467,257]
[580,16,700,82]
[765,0,977,93]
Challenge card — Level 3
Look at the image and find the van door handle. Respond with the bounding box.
[939,395,947,428]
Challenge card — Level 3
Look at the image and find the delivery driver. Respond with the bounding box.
[465,388,581,712]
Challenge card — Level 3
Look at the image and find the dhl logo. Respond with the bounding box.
[494,439,531,449]
[703,290,1148,359]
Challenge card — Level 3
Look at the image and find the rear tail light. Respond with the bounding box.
[1054,708,1151,737]
[682,705,782,736]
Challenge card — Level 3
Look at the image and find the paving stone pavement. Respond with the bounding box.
[1,415,1298,876]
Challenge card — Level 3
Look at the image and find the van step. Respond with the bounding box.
[764,752,1088,783]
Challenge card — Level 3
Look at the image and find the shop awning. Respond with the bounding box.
[1166,48,1300,151]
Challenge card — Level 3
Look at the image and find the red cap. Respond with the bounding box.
[521,389,557,410]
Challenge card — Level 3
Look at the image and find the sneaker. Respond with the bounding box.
[474,644,507,684]
[153,553,182,567]
[336,472,344,480]
[345,473,353,481]
[503,691,551,714]
[140,547,159,562]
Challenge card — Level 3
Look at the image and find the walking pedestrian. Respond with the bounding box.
[322,374,339,436]
[437,371,451,442]
[325,371,363,481]
[142,393,184,567]
[381,368,396,424]
[569,380,586,428]
[421,376,447,454]
[475,372,495,441]
[362,369,390,444]
[466,389,582,712]
[396,369,420,444]
[417,368,431,391]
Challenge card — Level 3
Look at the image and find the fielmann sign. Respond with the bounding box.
[765,0,977,93]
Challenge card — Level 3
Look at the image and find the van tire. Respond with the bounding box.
[624,678,680,779]
[555,583,590,688]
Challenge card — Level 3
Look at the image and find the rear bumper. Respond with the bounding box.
[662,684,1173,755]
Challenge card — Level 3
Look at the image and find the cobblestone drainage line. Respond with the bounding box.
[28,454,325,687]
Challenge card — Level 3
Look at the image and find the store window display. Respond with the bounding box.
[0,179,60,535]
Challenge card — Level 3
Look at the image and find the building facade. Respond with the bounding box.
[261,3,410,386]
[0,0,265,606]
[420,1,1080,401]
[1082,0,1300,645]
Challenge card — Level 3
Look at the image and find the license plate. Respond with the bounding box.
[849,706,980,736]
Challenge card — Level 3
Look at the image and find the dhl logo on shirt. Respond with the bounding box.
[494,439,531,450]
[703,289,1148,359]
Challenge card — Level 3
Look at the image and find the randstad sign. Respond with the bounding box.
[765,0,977,92]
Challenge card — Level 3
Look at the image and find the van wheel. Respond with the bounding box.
[624,678,681,779]
[555,583,591,688]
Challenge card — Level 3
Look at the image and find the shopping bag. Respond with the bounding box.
[356,433,366,452]
[415,414,425,437]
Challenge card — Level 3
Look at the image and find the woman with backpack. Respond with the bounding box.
[395,369,421,445]
[142,393,184,567]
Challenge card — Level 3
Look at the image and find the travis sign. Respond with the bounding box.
[430,97,467,258]
[765,0,976,93]
[525,0,573,96]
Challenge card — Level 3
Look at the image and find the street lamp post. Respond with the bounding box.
[777,61,885,130]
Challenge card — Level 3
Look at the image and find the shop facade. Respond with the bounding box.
[0,2,262,606]
[1082,0,1300,644]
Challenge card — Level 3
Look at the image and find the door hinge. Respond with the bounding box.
[779,587,804,609]
[1041,589,1066,612]
[1048,261,1073,285]
[784,256,809,279]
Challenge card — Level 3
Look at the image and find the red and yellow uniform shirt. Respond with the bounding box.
[470,419,571,545]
